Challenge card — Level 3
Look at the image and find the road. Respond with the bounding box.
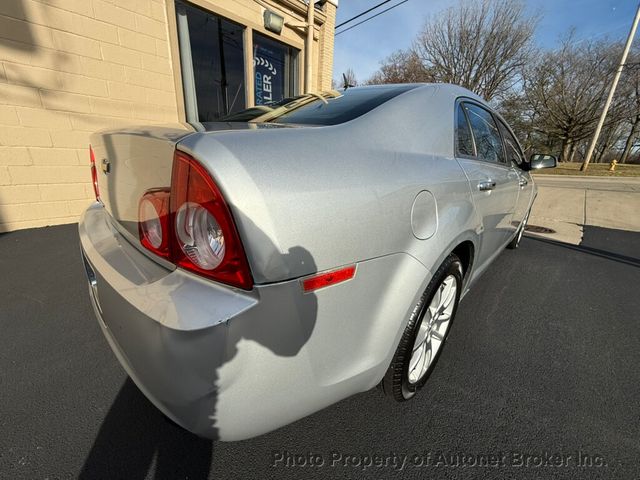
[532,174,640,192]
[1,223,640,479]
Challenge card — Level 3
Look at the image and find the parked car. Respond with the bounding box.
[79,84,556,441]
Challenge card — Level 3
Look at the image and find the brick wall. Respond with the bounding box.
[0,0,179,232]
[0,0,337,233]
[318,1,336,91]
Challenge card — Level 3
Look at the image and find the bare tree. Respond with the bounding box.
[619,54,640,163]
[413,0,537,100]
[341,68,358,88]
[366,50,431,84]
[496,92,537,154]
[620,109,640,163]
[523,38,622,161]
[594,121,624,163]
[364,0,637,165]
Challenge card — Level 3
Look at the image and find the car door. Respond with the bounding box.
[454,100,520,270]
[497,119,534,230]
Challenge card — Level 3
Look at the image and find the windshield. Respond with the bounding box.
[219,85,419,126]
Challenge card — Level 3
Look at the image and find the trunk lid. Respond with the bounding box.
[89,122,295,244]
[90,122,311,282]
[89,125,193,240]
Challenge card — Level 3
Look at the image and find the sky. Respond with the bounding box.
[332,0,639,83]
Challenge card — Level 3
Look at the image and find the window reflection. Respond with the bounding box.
[464,103,505,164]
[253,33,298,105]
[177,1,246,121]
[456,103,474,156]
[498,121,524,166]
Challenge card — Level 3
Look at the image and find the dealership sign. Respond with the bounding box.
[254,41,285,105]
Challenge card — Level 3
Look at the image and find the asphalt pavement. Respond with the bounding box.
[1,223,639,479]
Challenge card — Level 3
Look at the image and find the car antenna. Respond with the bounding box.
[342,73,355,90]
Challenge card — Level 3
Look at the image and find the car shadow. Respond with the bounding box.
[527,225,640,268]
[78,378,214,480]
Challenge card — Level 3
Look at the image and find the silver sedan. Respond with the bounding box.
[79,84,555,441]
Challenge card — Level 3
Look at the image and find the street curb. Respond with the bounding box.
[532,174,640,183]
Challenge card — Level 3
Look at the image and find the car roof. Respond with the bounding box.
[345,83,484,102]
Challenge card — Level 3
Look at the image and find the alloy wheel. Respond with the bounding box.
[407,274,457,384]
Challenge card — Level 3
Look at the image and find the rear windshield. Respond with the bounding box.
[272,85,418,126]
[219,85,419,126]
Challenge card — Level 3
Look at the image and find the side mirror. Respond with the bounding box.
[529,154,557,170]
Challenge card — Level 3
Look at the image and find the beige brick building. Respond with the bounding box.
[0,0,337,232]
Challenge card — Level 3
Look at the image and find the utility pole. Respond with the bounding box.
[581,3,640,172]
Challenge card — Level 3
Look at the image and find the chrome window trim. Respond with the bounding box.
[454,99,477,159]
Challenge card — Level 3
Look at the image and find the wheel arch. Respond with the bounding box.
[451,240,475,281]
[426,230,479,289]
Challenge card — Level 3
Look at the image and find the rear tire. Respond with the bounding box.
[381,254,463,402]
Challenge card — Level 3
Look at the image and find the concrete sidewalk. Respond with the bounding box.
[527,175,640,244]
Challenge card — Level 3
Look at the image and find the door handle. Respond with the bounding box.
[478,181,496,191]
[518,178,528,187]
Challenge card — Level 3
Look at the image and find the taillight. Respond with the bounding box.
[170,151,253,289]
[137,150,253,290]
[174,202,226,269]
[89,145,100,201]
[138,189,170,258]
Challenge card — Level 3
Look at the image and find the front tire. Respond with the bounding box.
[381,254,463,402]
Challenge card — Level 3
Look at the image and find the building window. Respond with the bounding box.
[253,32,298,105]
[175,1,246,122]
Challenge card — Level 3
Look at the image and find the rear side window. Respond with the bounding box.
[464,103,505,164]
[498,121,524,167]
[456,103,475,156]
[273,85,417,126]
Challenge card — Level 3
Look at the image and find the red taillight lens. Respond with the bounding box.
[137,150,254,290]
[169,151,253,290]
[138,189,170,258]
[89,145,100,201]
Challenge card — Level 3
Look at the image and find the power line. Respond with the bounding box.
[335,0,395,29]
[335,0,410,36]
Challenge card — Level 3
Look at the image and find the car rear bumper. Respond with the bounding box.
[79,202,431,440]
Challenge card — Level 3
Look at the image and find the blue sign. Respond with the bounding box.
[254,40,285,105]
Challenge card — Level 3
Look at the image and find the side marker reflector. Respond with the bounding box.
[302,265,356,292]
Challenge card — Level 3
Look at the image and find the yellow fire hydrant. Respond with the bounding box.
[609,159,618,172]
